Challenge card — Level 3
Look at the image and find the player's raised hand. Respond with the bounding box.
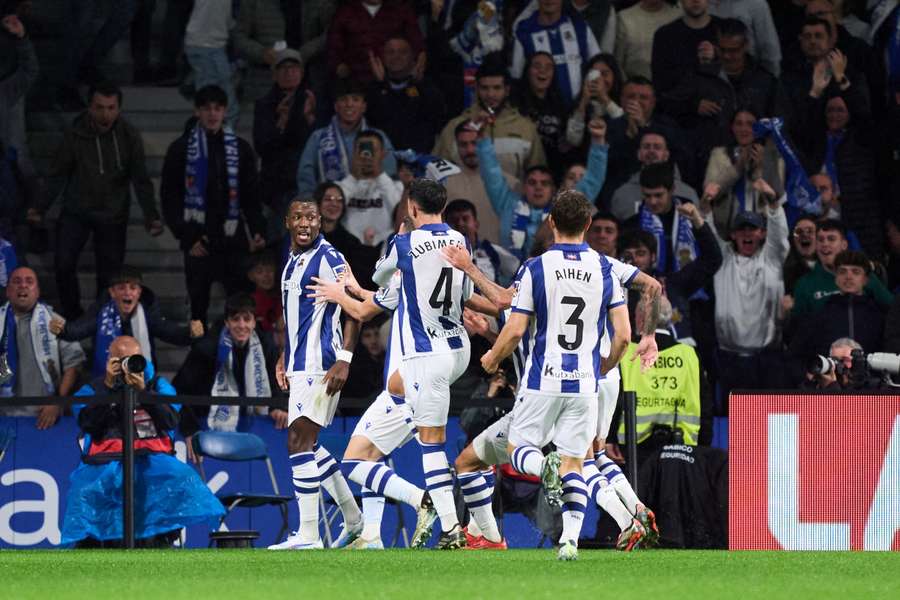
[442,244,473,271]
[480,348,499,374]
[630,334,659,372]
[306,276,345,303]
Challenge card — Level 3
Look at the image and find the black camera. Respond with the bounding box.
[807,350,900,389]
[121,354,147,374]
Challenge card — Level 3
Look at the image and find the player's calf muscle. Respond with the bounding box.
[288,418,319,452]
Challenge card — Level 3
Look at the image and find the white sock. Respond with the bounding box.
[560,472,588,545]
[340,459,425,507]
[458,471,501,543]
[315,444,362,525]
[419,441,459,532]
[584,459,632,530]
[361,488,385,540]
[510,445,543,477]
[290,452,320,541]
[596,450,641,515]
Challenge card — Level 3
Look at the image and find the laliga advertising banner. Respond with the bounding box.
[730,394,900,551]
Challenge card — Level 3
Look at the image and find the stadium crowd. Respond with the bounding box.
[2,0,900,548]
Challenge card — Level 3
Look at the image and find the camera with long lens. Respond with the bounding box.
[121,354,147,375]
[807,349,900,389]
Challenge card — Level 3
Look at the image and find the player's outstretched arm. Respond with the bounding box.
[481,311,528,374]
[630,271,661,339]
[464,293,499,318]
[442,245,514,309]
[306,276,384,322]
[602,304,631,376]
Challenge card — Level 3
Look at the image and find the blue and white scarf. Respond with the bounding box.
[94,301,152,377]
[511,199,550,257]
[208,328,271,432]
[0,237,17,288]
[185,124,241,237]
[0,302,58,397]
[393,149,461,183]
[639,199,697,274]
[824,131,844,195]
[318,117,367,183]
[753,118,821,218]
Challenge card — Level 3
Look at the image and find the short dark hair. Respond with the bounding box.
[619,229,658,255]
[801,15,834,37]
[639,127,670,148]
[287,196,318,217]
[194,84,228,107]
[639,161,675,190]
[88,81,123,106]
[817,218,847,239]
[356,129,385,148]
[408,179,447,215]
[246,251,277,272]
[717,17,748,40]
[109,265,142,286]
[834,250,871,274]
[454,120,478,138]
[524,165,555,184]
[550,190,593,236]
[592,210,619,227]
[623,75,653,89]
[225,292,257,319]
[314,181,345,206]
[445,198,477,219]
[476,52,510,83]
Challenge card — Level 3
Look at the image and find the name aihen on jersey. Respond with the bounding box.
[511,244,622,395]
[372,223,473,357]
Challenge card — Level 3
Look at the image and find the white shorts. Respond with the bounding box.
[472,412,513,467]
[288,373,341,428]
[400,349,470,428]
[351,391,416,455]
[596,375,620,440]
[508,392,597,459]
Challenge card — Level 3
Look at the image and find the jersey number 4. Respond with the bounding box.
[429,267,453,316]
[558,296,585,350]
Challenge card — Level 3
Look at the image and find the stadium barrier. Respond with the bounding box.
[730,392,900,551]
[1,392,640,549]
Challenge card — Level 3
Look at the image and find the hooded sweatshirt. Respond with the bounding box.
[48,112,158,225]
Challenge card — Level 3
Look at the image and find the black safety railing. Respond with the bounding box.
[1,392,641,549]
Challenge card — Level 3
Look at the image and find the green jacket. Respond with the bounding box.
[49,113,158,225]
[792,261,893,316]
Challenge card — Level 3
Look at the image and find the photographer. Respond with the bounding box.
[804,337,881,390]
[60,336,224,548]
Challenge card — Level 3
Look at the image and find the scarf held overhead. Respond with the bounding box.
[184,124,241,237]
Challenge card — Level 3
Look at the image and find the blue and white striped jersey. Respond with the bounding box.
[282,235,347,374]
[599,256,638,363]
[510,13,600,105]
[373,223,473,358]
[374,273,403,386]
[511,243,623,395]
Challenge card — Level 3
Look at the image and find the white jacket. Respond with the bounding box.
[337,172,403,246]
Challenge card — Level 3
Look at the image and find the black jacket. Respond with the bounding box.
[160,120,265,252]
[651,16,722,97]
[365,76,447,154]
[253,84,314,206]
[790,292,886,358]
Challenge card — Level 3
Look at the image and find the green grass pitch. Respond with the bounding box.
[2,550,898,599]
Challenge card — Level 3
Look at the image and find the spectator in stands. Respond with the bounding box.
[662,20,779,162]
[51,265,202,377]
[130,0,192,85]
[42,81,163,320]
[709,0,782,77]
[365,35,447,154]
[253,49,316,218]
[326,0,425,85]
[789,219,893,317]
[342,319,386,401]
[614,0,682,80]
[445,199,520,286]
[61,335,224,548]
[610,131,699,222]
[586,210,620,257]
[295,77,397,199]
[184,0,240,126]
[702,109,784,239]
[566,54,626,150]
[443,122,511,244]
[566,0,617,53]
[561,162,587,190]
[511,0,601,107]
[0,12,38,199]
[511,51,569,177]
[434,53,546,183]
[234,0,300,100]
[336,130,403,246]
[161,85,266,325]
[790,250,886,357]
[174,293,280,436]
[314,182,381,290]
[475,112,608,257]
[246,253,281,333]
[783,214,818,294]
[703,182,789,399]
[0,267,84,427]
[651,0,721,96]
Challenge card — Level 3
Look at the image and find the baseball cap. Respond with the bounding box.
[274,49,303,68]
[732,211,766,230]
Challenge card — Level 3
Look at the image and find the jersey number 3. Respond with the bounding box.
[429,267,453,316]
[558,296,585,350]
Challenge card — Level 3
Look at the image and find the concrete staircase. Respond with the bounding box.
[23,0,260,378]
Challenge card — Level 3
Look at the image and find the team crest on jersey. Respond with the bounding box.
[332,263,346,279]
